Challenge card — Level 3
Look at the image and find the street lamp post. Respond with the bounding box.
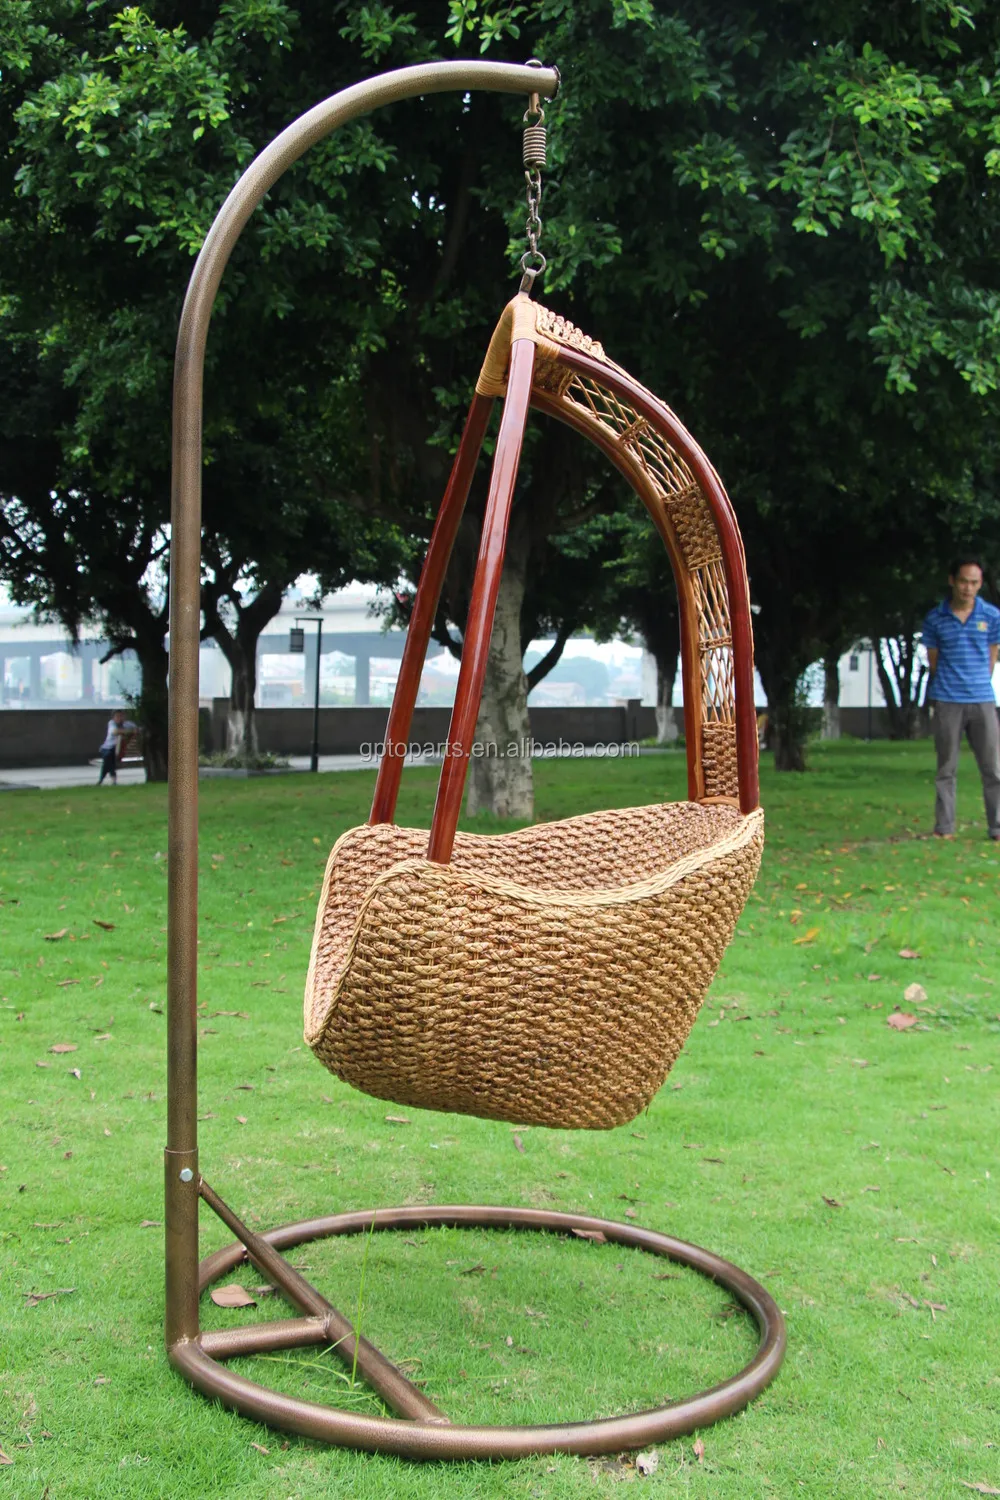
[289,615,323,772]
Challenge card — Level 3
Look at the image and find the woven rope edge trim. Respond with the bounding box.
[303,806,763,1044]
[303,819,364,1022]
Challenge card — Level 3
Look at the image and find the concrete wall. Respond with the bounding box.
[208,699,662,756]
[838,707,932,740]
[182,701,945,756]
[2,701,944,769]
[0,708,116,767]
[240,705,454,756]
[0,708,208,768]
[0,701,666,767]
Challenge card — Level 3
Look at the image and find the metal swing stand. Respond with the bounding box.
[165,59,785,1460]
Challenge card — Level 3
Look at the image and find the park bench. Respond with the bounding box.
[88,724,143,771]
[116,727,143,767]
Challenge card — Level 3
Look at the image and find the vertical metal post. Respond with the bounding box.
[312,617,322,773]
[164,56,558,1364]
[867,643,873,742]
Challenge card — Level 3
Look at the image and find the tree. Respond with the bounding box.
[387,436,637,818]
[196,404,405,759]
[875,632,929,740]
[5,0,1000,795]
[0,3,423,772]
[822,655,842,741]
[0,338,174,776]
[2,3,610,796]
[449,0,1000,768]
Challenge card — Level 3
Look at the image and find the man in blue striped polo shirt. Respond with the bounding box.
[922,556,1000,840]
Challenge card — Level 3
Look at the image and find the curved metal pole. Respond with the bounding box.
[173,1203,786,1458]
[166,61,559,1349]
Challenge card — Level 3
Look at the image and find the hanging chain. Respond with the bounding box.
[519,71,547,295]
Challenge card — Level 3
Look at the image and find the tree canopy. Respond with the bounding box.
[2,0,999,790]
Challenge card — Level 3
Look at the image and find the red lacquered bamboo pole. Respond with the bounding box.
[370,393,494,825]
[426,338,535,863]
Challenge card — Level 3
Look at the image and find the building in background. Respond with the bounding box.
[0,597,142,707]
[0,584,663,711]
[252,587,661,710]
[10,583,960,715]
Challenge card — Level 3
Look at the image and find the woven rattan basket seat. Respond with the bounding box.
[306,802,763,1129]
[304,296,763,1131]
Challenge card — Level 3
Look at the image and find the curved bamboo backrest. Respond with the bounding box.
[369,295,759,857]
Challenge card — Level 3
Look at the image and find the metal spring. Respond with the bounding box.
[522,122,547,170]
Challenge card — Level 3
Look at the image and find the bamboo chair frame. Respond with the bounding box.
[165,60,784,1459]
[370,296,760,843]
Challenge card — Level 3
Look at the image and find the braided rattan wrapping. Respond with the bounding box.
[305,803,763,1128]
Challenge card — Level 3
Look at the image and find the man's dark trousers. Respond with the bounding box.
[932,701,1000,836]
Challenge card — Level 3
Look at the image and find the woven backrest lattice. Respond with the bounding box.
[549,363,738,797]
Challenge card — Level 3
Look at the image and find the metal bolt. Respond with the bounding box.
[179,1167,194,1183]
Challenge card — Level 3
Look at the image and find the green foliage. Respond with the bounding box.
[434,0,1000,769]
[3,0,1000,779]
[460,0,1000,395]
[0,0,416,767]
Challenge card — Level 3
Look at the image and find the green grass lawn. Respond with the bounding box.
[1,741,998,1499]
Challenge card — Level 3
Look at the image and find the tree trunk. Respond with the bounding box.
[204,580,283,760]
[757,651,809,772]
[875,647,904,740]
[465,524,533,822]
[135,636,169,782]
[212,629,261,758]
[655,651,679,743]
[633,599,679,745]
[227,654,260,757]
[875,635,927,741]
[770,683,808,771]
[822,654,841,740]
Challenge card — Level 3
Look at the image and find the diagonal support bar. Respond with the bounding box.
[198,1177,448,1423]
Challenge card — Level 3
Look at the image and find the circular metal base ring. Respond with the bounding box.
[173,1205,785,1460]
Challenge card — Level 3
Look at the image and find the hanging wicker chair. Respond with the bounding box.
[305,294,763,1130]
